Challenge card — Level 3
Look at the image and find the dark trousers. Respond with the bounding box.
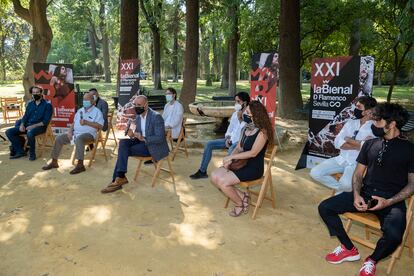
[6,120,46,155]
[318,190,406,262]
[112,138,151,181]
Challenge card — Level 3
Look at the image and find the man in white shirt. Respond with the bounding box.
[163,87,184,140]
[190,91,250,179]
[310,96,377,193]
[42,93,104,174]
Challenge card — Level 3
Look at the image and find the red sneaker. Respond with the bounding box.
[325,245,360,264]
[359,257,376,276]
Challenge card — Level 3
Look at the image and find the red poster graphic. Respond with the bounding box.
[250,52,278,127]
[33,63,76,135]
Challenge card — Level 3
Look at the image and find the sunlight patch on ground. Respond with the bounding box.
[27,172,61,188]
[40,224,55,235]
[167,222,221,250]
[0,216,29,242]
[1,170,25,189]
[79,205,112,226]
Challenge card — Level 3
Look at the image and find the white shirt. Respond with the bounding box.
[225,111,246,144]
[334,118,374,165]
[162,101,184,139]
[140,113,147,137]
[73,106,104,139]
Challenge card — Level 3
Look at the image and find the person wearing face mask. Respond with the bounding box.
[318,103,414,276]
[42,93,104,174]
[211,101,274,217]
[6,86,53,161]
[101,95,170,193]
[189,91,250,180]
[310,96,377,194]
[162,87,184,140]
[88,88,109,131]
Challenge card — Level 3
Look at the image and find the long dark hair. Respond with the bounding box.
[249,100,274,145]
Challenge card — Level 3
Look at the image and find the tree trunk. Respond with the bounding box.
[228,1,239,97]
[387,42,413,102]
[99,0,111,83]
[152,29,162,89]
[212,24,220,81]
[172,12,179,82]
[179,0,199,112]
[120,0,138,60]
[349,19,361,56]
[278,0,303,118]
[0,34,6,81]
[12,0,53,101]
[220,49,229,89]
[88,29,99,75]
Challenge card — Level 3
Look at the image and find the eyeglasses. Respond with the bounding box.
[376,140,388,167]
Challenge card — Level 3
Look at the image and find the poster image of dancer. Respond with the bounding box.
[296,56,374,170]
[33,63,76,135]
[250,52,278,127]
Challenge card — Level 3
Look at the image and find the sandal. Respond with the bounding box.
[229,205,246,217]
[242,193,250,214]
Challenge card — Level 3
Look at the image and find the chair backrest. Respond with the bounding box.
[263,145,277,178]
[180,117,187,136]
[406,194,414,221]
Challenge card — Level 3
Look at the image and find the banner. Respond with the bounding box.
[118,59,140,107]
[250,52,278,127]
[33,63,76,135]
[295,56,374,169]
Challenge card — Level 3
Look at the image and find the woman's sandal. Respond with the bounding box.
[242,193,250,214]
[229,205,246,217]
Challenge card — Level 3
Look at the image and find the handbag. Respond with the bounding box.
[228,158,248,171]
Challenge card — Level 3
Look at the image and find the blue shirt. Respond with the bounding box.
[22,99,53,126]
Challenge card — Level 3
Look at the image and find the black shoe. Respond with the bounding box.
[86,144,94,152]
[144,160,153,165]
[189,170,208,179]
[29,154,36,161]
[9,152,27,159]
[9,146,16,157]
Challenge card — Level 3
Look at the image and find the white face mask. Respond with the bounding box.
[234,103,242,111]
[166,94,173,102]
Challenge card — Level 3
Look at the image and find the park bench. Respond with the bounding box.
[402,111,414,134]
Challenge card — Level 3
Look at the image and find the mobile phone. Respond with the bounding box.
[367,198,378,209]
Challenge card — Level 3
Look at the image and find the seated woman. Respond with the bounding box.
[211,100,274,217]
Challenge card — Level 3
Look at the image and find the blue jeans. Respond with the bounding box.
[6,120,47,155]
[199,138,237,173]
[112,138,151,181]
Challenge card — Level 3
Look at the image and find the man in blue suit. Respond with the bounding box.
[101,95,169,193]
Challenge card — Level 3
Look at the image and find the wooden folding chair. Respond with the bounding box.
[224,145,278,219]
[133,155,175,192]
[103,109,118,148]
[167,117,188,161]
[1,97,24,124]
[71,130,108,167]
[21,123,55,157]
[343,195,414,275]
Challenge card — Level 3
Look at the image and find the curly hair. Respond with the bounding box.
[249,100,274,146]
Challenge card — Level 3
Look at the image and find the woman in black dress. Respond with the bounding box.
[211,101,274,217]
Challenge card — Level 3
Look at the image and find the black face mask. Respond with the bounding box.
[135,106,145,115]
[354,108,364,119]
[32,94,41,101]
[243,113,252,124]
[371,124,386,137]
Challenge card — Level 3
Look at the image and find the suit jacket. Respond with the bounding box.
[135,108,169,161]
[95,97,109,131]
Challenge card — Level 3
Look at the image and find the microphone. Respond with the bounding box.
[80,111,83,120]
[125,119,132,136]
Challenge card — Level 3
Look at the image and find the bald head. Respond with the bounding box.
[83,93,93,101]
[134,95,148,106]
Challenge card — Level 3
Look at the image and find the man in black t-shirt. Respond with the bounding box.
[318,103,414,276]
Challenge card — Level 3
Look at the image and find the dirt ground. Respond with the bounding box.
[0,129,413,276]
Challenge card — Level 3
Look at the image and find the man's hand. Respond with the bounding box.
[225,138,232,148]
[135,132,145,141]
[127,129,135,138]
[26,125,35,131]
[19,124,25,132]
[353,194,368,211]
[368,196,390,211]
[66,131,73,140]
[80,119,86,126]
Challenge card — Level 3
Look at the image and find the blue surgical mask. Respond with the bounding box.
[166,94,173,102]
[83,100,92,109]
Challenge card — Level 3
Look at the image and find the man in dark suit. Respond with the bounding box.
[101,95,169,193]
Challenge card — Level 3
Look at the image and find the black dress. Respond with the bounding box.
[233,129,268,181]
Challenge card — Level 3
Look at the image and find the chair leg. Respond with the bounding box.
[344,219,352,232]
[268,177,276,209]
[171,138,181,161]
[100,139,108,162]
[111,126,118,147]
[252,180,269,219]
[70,148,76,165]
[134,160,144,181]
[152,160,163,188]
[88,144,97,167]
[183,138,188,158]
[166,156,176,193]
[224,197,230,208]
[408,228,413,258]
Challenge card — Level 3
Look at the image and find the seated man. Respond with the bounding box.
[189,91,250,179]
[101,95,170,193]
[88,88,109,131]
[42,93,104,174]
[6,86,53,161]
[310,96,377,193]
[162,87,184,140]
[318,103,414,276]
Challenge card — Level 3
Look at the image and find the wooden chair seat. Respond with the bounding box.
[71,130,108,167]
[133,155,176,192]
[224,145,277,219]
